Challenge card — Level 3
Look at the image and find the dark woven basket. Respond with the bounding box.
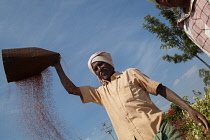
[2,47,60,83]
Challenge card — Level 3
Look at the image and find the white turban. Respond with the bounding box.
[88,51,114,74]
[147,0,159,5]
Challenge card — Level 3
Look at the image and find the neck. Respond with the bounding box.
[107,71,115,82]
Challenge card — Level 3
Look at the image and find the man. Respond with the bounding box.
[147,0,210,57]
[54,52,209,140]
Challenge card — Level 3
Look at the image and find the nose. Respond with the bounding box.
[97,66,102,72]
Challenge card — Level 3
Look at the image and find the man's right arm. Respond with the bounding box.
[53,62,82,96]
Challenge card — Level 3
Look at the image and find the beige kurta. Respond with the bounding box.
[79,68,164,140]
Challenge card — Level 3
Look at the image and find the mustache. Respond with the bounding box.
[99,67,108,77]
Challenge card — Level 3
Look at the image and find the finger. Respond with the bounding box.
[196,121,208,135]
[191,114,202,126]
[188,110,209,132]
[198,116,209,131]
[201,126,208,134]
[193,116,204,128]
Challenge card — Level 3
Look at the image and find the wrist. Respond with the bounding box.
[53,62,62,71]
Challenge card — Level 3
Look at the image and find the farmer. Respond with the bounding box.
[54,52,209,140]
[147,0,210,57]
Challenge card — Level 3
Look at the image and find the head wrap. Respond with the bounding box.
[88,51,114,75]
[147,0,159,5]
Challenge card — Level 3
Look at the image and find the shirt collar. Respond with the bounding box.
[177,0,194,25]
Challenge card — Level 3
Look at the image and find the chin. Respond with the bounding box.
[102,76,110,81]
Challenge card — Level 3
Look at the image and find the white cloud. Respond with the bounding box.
[182,65,198,78]
[155,100,161,105]
[173,79,180,86]
[173,65,198,86]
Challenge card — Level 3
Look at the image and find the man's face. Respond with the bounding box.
[156,0,184,7]
[91,61,115,81]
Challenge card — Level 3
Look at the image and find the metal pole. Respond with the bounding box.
[101,122,116,140]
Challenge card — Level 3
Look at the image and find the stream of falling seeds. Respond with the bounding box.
[15,68,73,140]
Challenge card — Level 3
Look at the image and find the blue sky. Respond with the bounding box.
[0,0,209,140]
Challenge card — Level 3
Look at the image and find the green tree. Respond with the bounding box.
[143,6,210,69]
[199,69,210,86]
[192,69,210,99]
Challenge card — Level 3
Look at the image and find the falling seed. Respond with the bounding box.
[15,68,73,140]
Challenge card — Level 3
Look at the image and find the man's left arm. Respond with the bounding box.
[157,84,209,134]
